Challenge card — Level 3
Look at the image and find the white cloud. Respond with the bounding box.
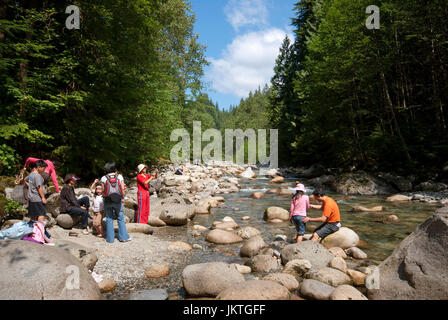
[224,0,268,31]
[207,28,292,99]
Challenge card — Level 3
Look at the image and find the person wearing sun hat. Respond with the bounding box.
[59,173,91,235]
[136,164,157,224]
[289,183,310,243]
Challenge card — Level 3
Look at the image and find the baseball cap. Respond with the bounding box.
[64,173,80,183]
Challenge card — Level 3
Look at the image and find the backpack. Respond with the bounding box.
[103,174,123,203]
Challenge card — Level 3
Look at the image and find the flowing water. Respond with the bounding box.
[109,174,442,300]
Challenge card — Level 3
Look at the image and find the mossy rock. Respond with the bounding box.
[0,176,15,189]
[124,201,137,210]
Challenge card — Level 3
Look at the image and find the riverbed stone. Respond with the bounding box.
[126,223,153,234]
[129,289,169,300]
[387,194,411,202]
[299,279,335,300]
[240,235,267,257]
[329,285,368,300]
[321,227,359,250]
[0,240,101,299]
[368,212,448,300]
[328,247,348,259]
[333,172,396,195]
[236,226,261,239]
[246,254,281,273]
[350,206,383,212]
[250,192,265,199]
[240,167,256,179]
[386,215,400,222]
[261,273,299,292]
[217,280,290,300]
[206,229,243,244]
[98,279,117,293]
[346,247,368,259]
[346,269,366,286]
[264,207,289,221]
[169,241,192,251]
[281,241,334,269]
[56,214,75,229]
[182,262,245,297]
[148,216,166,227]
[282,259,312,277]
[145,265,170,279]
[269,176,285,184]
[231,264,252,274]
[329,257,347,273]
[305,267,352,287]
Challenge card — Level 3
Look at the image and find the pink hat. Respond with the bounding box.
[294,183,306,192]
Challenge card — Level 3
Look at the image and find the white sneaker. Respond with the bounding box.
[120,238,132,243]
[82,229,90,235]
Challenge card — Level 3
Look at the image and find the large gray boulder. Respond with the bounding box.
[217,280,290,300]
[368,213,448,300]
[46,192,61,217]
[240,235,267,258]
[299,279,335,300]
[321,227,360,249]
[305,267,352,287]
[332,172,397,195]
[0,240,101,299]
[181,262,245,297]
[281,241,334,269]
[246,254,281,273]
[206,229,243,244]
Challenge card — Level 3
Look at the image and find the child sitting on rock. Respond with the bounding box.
[90,179,104,238]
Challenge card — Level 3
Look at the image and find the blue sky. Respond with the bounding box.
[190,0,297,110]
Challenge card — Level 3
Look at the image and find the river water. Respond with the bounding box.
[108,174,441,300]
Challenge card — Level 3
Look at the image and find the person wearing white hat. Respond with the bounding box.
[289,183,310,243]
[136,164,157,224]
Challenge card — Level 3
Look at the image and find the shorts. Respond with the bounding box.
[292,215,306,235]
[28,201,46,218]
[315,222,341,239]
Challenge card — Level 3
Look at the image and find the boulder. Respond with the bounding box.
[386,215,399,223]
[148,216,166,227]
[299,279,335,300]
[123,207,136,223]
[56,214,79,229]
[0,240,101,299]
[129,289,169,300]
[346,269,366,286]
[145,265,170,279]
[206,229,243,244]
[246,254,281,273]
[306,267,352,287]
[230,264,251,274]
[368,213,448,300]
[236,226,261,239]
[212,220,239,231]
[126,223,153,234]
[217,280,290,300]
[53,239,98,271]
[282,259,312,278]
[74,188,92,197]
[321,227,359,250]
[181,262,245,297]
[298,165,326,179]
[415,181,448,192]
[333,172,396,195]
[281,241,334,269]
[169,241,192,251]
[250,192,265,199]
[387,194,411,202]
[328,247,348,259]
[380,173,413,192]
[159,207,189,226]
[329,285,368,300]
[346,247,368,259]
[240,235,267,258]
[269,176,285,184]
[264,207,289,221]
[329,257,347,273]
[46,193,61,217]
[261,273,299,292]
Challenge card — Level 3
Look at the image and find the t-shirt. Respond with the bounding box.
[26,172,45,203]
[290,195,310,217]
[321,196,341,223]
[100,174,124,185]
[93,195,104,213]
[137,174,152,192]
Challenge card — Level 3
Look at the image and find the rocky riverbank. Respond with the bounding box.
[1,162,447,300]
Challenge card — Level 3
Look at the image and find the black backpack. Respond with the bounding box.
[103,174,123,203]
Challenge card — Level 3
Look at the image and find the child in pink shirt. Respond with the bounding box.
[24,157,60,192]
[290,184,310,243]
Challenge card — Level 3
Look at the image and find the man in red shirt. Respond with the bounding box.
[136,164,157,224]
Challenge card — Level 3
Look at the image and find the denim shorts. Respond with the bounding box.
[292,216,306,235]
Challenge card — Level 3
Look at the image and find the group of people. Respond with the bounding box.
[289,183,342,243]
[20,158,157,244]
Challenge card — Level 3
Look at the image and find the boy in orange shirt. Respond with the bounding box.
[303,189,342,242]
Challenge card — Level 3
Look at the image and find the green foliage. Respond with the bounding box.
[0,144,18,176]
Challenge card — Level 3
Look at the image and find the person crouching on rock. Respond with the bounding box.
[303,189,342,242]
[289,183,310,243]
[90,179,105,238]
[60,174,91,235]
[136,164,156,224]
